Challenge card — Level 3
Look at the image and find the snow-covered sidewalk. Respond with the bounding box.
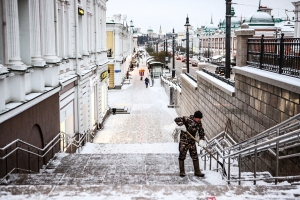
[93,56,178,144]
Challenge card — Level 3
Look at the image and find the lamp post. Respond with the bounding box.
[208,36,211,60]
[166,38,168,68]
[164,37,166,51]
[130,20,134,54]
[172,28,176,78]
[184,15,191,73]
[225,0,232,79]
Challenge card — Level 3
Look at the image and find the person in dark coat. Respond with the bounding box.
[174,110,206,177]
[144,77,149,88]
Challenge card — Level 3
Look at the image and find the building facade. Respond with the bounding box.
[0,0,108,178]
[106,14,134,89]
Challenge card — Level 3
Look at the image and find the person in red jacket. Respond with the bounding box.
[174,110,206,177]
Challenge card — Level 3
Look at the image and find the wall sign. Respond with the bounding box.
[114,70,121,73]
[78,8,84,15]
[100,71,108,81]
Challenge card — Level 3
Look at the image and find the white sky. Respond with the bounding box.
[106,0,295,33]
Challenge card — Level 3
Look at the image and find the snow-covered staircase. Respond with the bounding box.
[1,143,299,199]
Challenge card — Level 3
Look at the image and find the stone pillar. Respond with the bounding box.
[59,0,66,58]
[3,0,25,68]
[293,2,300,38]
[0,66,9,111]
[30,0,46,66]
[66,1,72,58]
[40,0,60,63]
[235,24,255,67]
[82,0,89,56]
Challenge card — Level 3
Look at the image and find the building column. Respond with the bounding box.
[82,0,89,56]
[65,1,72,58]
[40,0,60,63]
[30,0,46,66]
[235,24,255,67]
[3,0,25,68]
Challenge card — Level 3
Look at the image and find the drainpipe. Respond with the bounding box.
[54,0,59,57]
[74,0,81,135]
[94,0,97,64]
[94,0,100,129]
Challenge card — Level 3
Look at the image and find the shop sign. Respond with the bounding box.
[100,71,108,81]
[114,70,121,73]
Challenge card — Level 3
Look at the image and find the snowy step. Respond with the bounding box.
[0,184,299,199]
[111,107,130,114]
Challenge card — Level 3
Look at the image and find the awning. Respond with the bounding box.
[212,55,223,60]
[149,61,164,66]
[146,58,154,64]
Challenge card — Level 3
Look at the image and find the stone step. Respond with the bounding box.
[111,107,130,114]
[1,172,210,186]
[0,184,299,199]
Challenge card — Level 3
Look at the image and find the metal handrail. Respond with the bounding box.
[199,114,300,186]
[0,129,96,181]
[0,133,61,153]
[227,113,300,151]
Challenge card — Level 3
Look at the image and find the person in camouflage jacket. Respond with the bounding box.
[174,110,205,177]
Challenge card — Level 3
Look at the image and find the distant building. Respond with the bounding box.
[106,14,134,89]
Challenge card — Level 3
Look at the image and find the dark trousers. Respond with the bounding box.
[178,132,198,161]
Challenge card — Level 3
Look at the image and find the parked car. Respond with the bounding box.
[191,59,199,66]
[176,56,181,60]
[181,57,186,62]
[215,66,225,76]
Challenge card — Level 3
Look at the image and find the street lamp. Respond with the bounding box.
[184,15,191,73]
[130,20,134,54]
[208,35,211,60]
[166,38,168,68]
[172,28,176,78]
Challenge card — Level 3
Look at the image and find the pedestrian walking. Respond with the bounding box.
[145,77,149,88]
[174,110,206,177]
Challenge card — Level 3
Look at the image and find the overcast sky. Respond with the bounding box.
[106,0,295,33]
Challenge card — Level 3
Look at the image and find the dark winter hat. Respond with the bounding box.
[194,110,203,119]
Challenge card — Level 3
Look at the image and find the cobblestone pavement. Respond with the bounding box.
[94,57,178,144]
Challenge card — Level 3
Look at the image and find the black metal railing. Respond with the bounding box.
[202,69,235,87]
[0,130,95,182]
[247,34,300,78]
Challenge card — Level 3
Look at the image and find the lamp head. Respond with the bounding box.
[184,15,191,27]
[130,20,134,28]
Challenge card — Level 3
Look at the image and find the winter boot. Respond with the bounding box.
[193,160,205,177]
[179,159,186,177]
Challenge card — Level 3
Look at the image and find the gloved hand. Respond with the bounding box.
[199,140,207,148]
[177,126,187,132]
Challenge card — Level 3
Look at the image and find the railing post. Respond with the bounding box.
[254,139,257,185]
[216,152,219,173]
[52,137,54,158]
[279,33,284,74]
[5,146,8,175]
[260,34,264,69]
[275,128,280,185]
[16,142,19,173]
[209,154,212,170]
[238,146,241,186]
[223,146,225,180]
[37,150,39,171]
[28,146,30,173]
[204,155,206,170]
[228,149,231,184]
